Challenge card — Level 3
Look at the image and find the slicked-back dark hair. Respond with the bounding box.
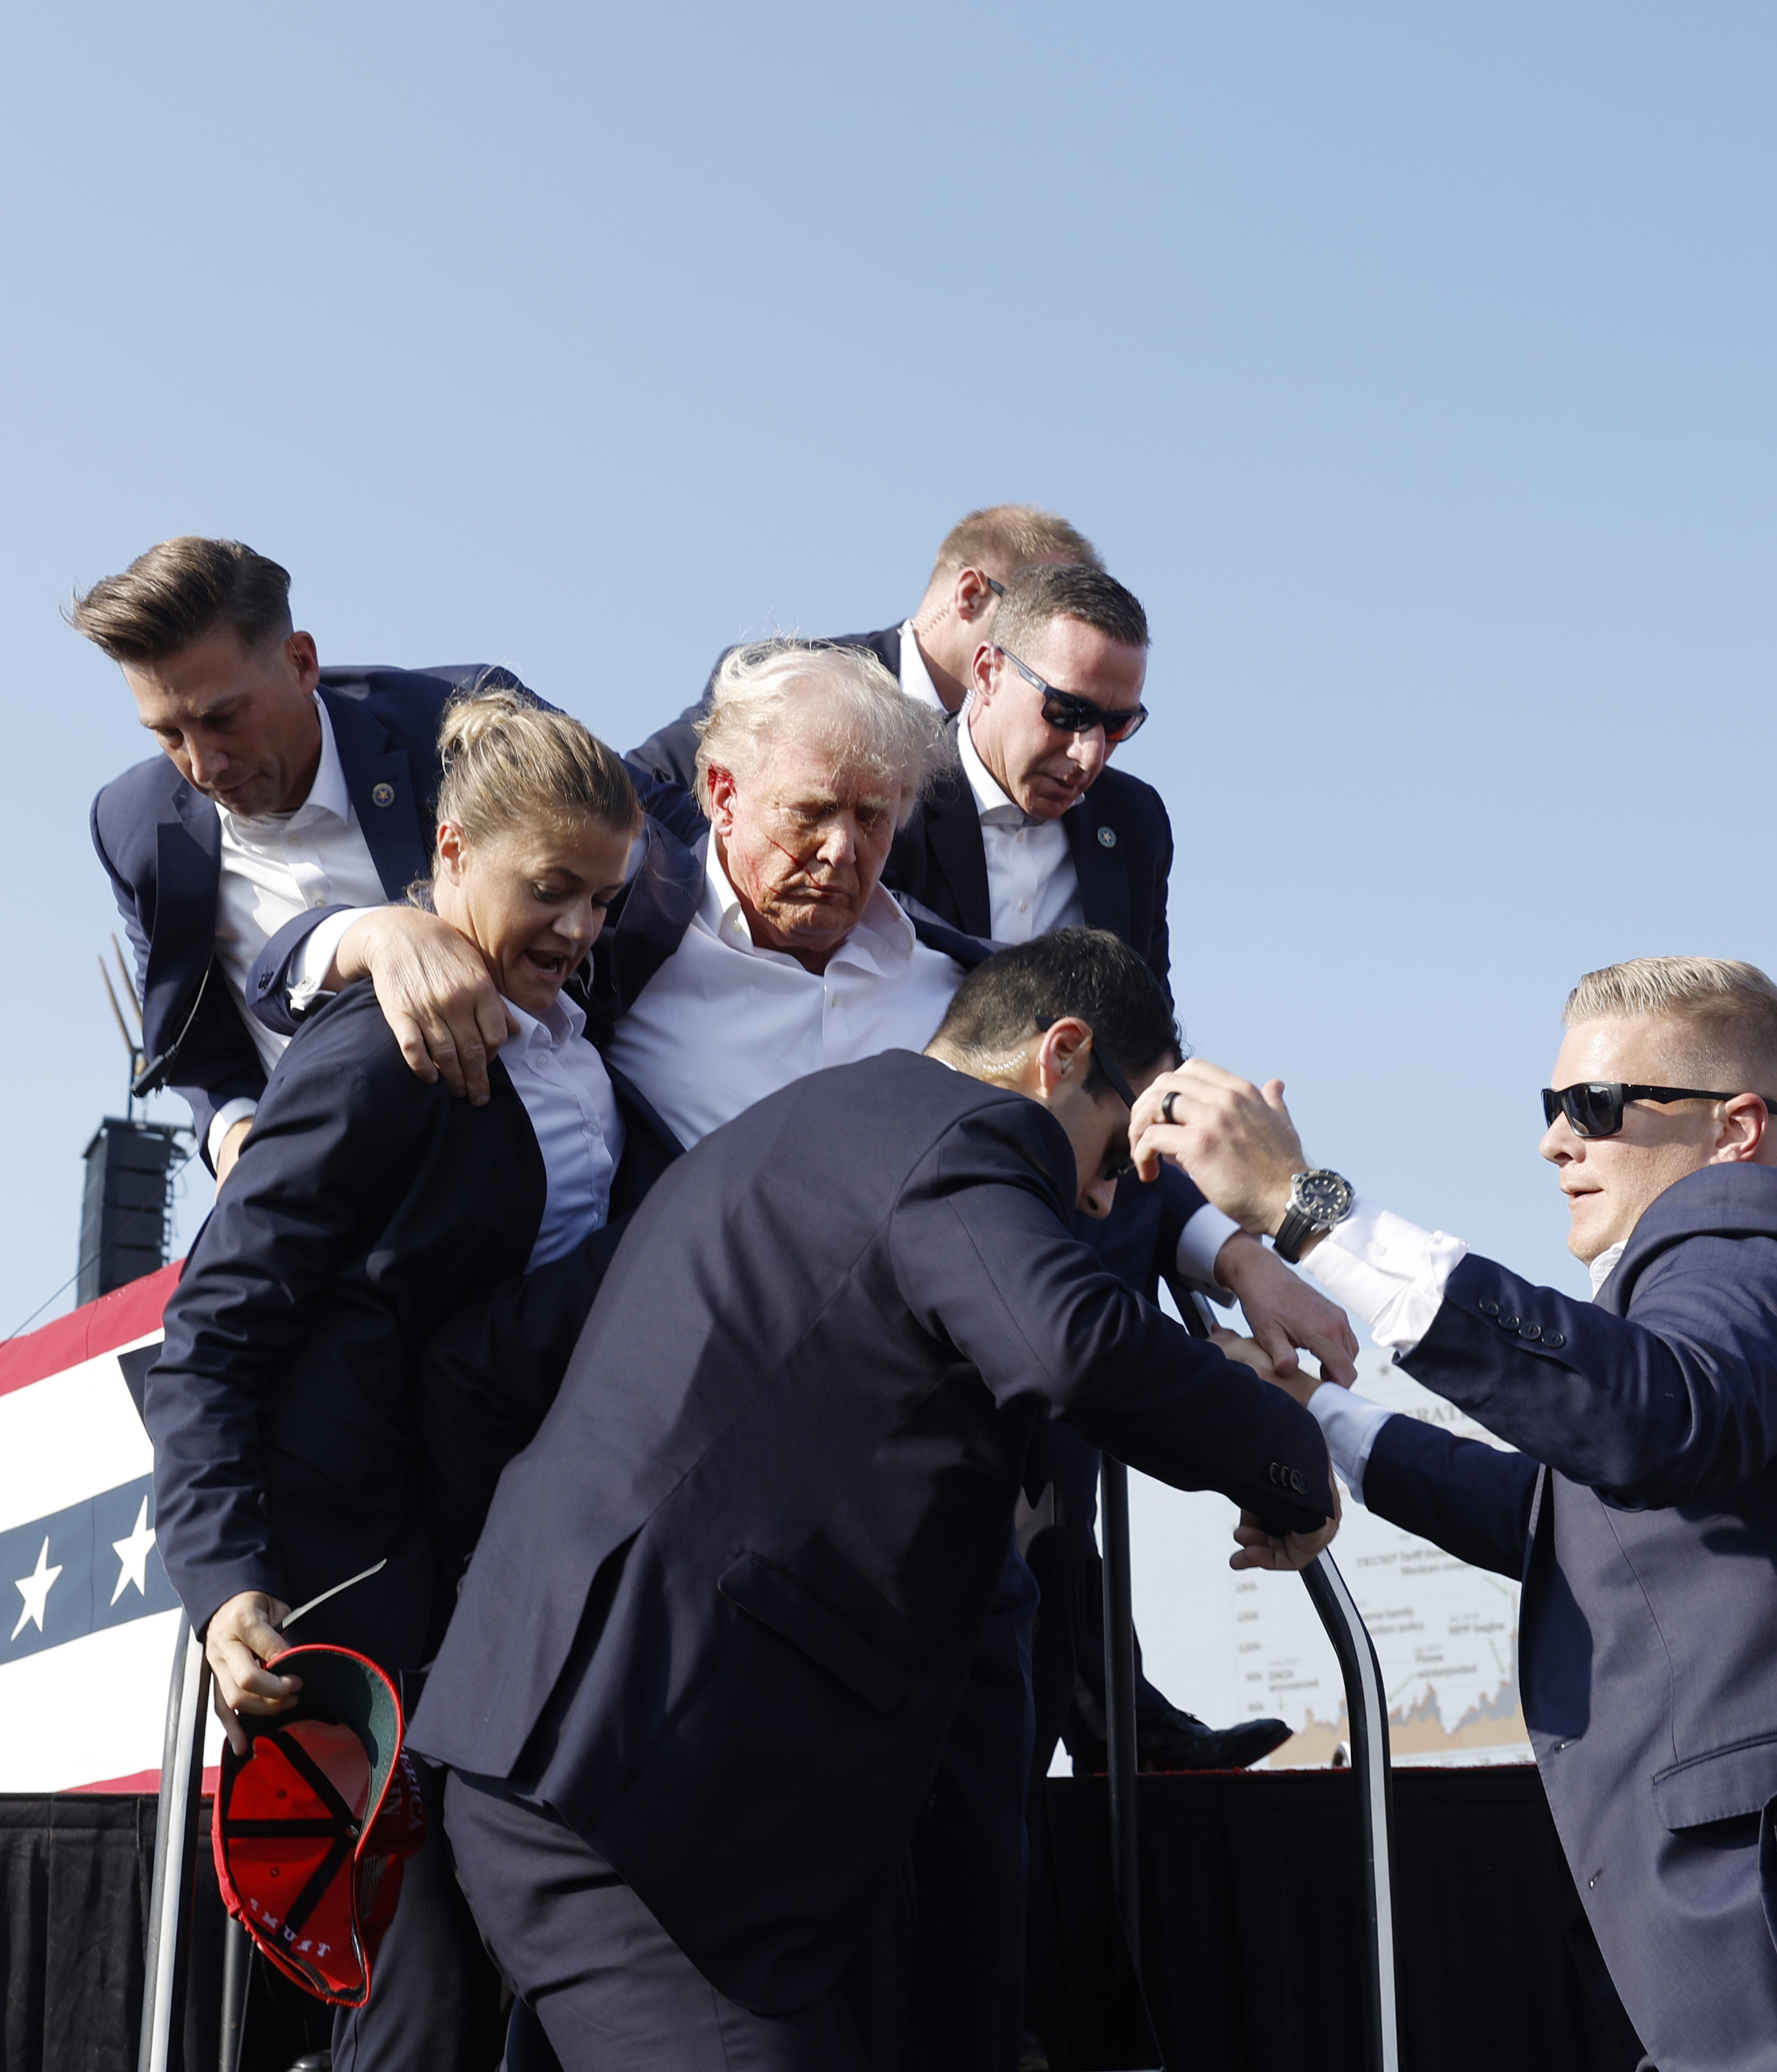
[990,563,1148,660]
[68,537,294,663]
[931,928,1180,1088]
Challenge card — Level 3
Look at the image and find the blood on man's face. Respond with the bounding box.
[706,740,903,970]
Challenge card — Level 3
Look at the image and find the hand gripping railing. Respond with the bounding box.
[1100,1461,1401,2072]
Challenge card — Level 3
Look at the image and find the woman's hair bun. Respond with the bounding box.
[430,684,638,863]
[438,684,531,766]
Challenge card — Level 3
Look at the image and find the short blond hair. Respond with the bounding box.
[927,505,1102,587]
[1565,957,1777,1089]
[692,639,951,828]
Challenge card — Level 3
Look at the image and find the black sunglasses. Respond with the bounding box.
[1540,1081,1771,1139]
[994,646,1148,744]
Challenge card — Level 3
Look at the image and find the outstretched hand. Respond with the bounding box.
[333,906,516,1105]
[1212,1235,1359,1386]
[1132,1059,1307,1235]
[1209,1325,1324,1411]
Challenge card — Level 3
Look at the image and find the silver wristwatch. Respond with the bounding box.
[1272,1169,1355,1264]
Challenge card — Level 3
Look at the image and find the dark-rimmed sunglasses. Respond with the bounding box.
[1037,1015,1137,1178]
[1540,1081,1770,1139]
[995,646,1148,744]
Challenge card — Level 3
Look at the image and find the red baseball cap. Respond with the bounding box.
[210,1645,425,2005]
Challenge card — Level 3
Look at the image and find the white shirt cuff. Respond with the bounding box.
[206,1098,259,1170]
[288,907,366,1013]
[1306,1382,1394,1506]
[1175,1203,1242,1303]
[1301,1198,1467,1354]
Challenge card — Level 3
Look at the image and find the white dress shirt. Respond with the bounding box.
[952,701,1237,1286]
[499,991,624,1270]
[603,842,965,1149]
[1300,1200,1618,1503]
[956,706,1085,946]
[896,621,946,712]
[207,696,387,1163]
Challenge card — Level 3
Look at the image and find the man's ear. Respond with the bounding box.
[969,642,999,705]
[283,631,321,693]
[954,567,998,624]
[706,765,739,836]
[1718,1093,1772,1164]
[1033,1016,1094,1100]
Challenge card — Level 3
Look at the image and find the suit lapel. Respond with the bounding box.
[1066,804,1131,942]
[587,825,706,1039]
[144,784,222,1047]
[923,778,992,937]
[322,687,429,898]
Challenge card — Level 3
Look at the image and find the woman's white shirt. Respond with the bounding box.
[499,992,624,1270]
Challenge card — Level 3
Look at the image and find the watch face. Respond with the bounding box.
[1294,1170,1354,1226]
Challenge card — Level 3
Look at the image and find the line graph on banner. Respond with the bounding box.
[1240,1351,1533,1769]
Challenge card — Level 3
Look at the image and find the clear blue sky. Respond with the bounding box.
[3,1,1772,1338]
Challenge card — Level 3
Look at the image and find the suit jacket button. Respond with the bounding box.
[1519,1322,1542,1340]
[1544,1331,1565,1350]
[1097,826,1117,848]
[1290,1469,1307,1494]
[1268,1462,1280,1483]
[1478,1298,1500,1317]
[1499,1314,1520,1332]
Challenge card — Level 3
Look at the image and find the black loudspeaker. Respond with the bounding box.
[78,1117,183,1304]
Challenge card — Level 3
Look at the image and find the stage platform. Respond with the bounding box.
[3,1766,1643,2071]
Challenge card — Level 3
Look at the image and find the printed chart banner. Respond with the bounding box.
[1242,1351,1531,1768]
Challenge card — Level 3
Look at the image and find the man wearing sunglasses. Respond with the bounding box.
[629,502,1101,789]
[1135,955,1777,2071]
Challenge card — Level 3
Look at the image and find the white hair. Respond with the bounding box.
[692,639,952,828]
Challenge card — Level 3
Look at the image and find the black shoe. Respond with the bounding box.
[1139,1705,1292,1770]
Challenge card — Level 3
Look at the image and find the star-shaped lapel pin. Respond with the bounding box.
[11,1537,63,1643]
[111,1497,157,1607]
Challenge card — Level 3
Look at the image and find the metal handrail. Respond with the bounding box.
[1098,1489,1401,2072]
[138,1619,208,2072]
[1304,1549,1400,2072]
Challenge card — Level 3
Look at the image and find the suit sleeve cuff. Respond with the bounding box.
[287,907,364,1013]
[206,1099,258,1170]
[1174,1203,1242,1302]
[1302,1198,1466,1353]
[1306,1384,1393,1506]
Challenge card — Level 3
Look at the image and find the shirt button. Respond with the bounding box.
[1018,900,1029,912]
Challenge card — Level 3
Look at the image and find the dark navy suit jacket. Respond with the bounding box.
[409,1050,1330,2013]
[145,982,674,1679]
[627,627,903,792]
[90,664,522,1159]
[1360,1163,1777,2066]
